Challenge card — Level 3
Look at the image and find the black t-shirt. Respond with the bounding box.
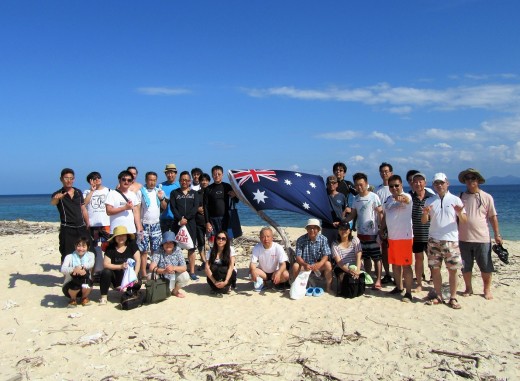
[204,182,235,220]
[51,187,86,227]
[104,241,139,266]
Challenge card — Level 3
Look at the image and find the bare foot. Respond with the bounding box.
[484,291,493,300]
[462,289,473,297]
[412,286,422,293]
[172,290,186,298]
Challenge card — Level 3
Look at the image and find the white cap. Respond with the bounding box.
[432,172,448,183]
[305,218,321,230]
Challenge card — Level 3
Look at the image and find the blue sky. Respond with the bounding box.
[1,1,519,195]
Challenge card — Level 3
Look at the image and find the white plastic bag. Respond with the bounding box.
[175,225,194,250]
[290,270,311,300]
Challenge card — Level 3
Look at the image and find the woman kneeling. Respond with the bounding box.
[61,237,95,307]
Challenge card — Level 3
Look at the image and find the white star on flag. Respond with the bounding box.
[284,179,292,185]
[252,189,268,204]
[302,202,310,210]
[309,182,316,188]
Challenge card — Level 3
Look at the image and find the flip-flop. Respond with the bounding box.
[448,298,462,309]
[312,287,324,297]
[305,287,315,296]
[372,284,382,290]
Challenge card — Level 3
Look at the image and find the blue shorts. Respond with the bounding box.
[460,241,494,273]
[138,223,162,252]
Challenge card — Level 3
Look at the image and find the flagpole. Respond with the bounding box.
[227,170,292,252]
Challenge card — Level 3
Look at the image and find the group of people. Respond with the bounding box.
[53,161,502,309]
[297,162,502,309]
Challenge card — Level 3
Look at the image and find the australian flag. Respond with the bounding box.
[229,169,334,224]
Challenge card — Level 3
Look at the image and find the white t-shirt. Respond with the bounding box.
[375,184,391,204]
[137,188,161,225]
[105,189,140,233]
[83,187,110,227]
[352,192,382,235]
[250,242,288,273]
[383,193,413,240]
[425,191,465,241]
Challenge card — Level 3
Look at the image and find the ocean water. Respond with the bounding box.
[1,185,519,240]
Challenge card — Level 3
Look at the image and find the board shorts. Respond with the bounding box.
[358,235,382,261]
[388,239,413,266]
[427,238,462,270]
[459,241,494,273]
[138,223,162,252]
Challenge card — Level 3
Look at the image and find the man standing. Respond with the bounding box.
[126,166,143,193]
[83,171,110,251]
[422,173,466,309]
[137,171,164,278]
[105,170,143,234]
[345,173,384,290]
[250,227,290,290]
[292,219,333,293]
[51,168,90,263]
[333,162,357,211]
[458,168,502,300]
[409,172,434,291]
[375,162,394,284]
[381,175,413,302]
[159,164,180,233]
[204,165,238,235]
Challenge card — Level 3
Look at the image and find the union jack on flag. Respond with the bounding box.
[229,169,333,224]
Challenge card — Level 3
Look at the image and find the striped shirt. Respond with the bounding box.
[411,190,434,243]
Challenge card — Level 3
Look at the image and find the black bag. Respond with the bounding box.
[340,272,366,299]
[144,269,170,304]
[227,199,242,238]
[120,289,144,310]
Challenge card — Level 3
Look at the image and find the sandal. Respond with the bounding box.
[448,298,462,309]
[424,291,443,306]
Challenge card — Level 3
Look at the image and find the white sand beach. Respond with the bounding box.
[1,221,518,380]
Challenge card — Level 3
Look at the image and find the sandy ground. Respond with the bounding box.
[0,221,518,381]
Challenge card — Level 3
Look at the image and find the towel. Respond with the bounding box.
[120,258,138,290]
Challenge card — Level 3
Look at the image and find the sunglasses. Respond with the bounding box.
[120,178,133,183]
[465,176,478,181]
[388,184,401,188]
[216,236,227,241]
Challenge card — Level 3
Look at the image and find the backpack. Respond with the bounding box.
[120,289,145,310]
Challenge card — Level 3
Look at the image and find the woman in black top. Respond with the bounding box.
[99,225,140,305]
[205,231,237,297]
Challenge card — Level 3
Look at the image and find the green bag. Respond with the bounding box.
[144,269,170,304]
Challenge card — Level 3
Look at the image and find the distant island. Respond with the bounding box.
[486,175,520,185]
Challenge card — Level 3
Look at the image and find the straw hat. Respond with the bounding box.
[164,164,177,173]
[458,168,485,184]
[107,226,135,241]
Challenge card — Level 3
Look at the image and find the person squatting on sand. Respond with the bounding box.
[292,218,333,293]
[99,226,141,305]
[422,173,466,309]
[458,168,502,300]
[331,221,363,290]
[205,231,237,297]
[249,227,290,291]
[148,231,190,298]
[61,237,95,307]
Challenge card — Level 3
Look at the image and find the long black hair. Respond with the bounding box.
[208,231,232,266]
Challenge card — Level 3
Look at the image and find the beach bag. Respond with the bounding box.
[290,271,311,300]
[227,199,242,239]
[339,272,366,299]
[144,269,170,304]
[120,289,144,310]
[175,225,194,250]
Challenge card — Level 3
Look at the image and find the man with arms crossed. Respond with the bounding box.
[422,173,466,309]
[458,168,502,300]
[381,175,413,302]
[250,227,290,290]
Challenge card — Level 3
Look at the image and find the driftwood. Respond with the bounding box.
[297,358,343,381]
[0,220,58,236]
[431,349,480,368]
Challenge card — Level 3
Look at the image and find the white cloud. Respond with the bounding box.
[481,115,520,138]
[370,131,394,145]
[350,155,364,162]
[137,87,191,96]
[425,128,478,141]
[243,82,520,113]
[316,130,358,140]
[290,164,300,170]
[489,142,520,163]
[434,143,452,149]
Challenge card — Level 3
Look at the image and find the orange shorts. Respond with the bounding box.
[388,239,413,266]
